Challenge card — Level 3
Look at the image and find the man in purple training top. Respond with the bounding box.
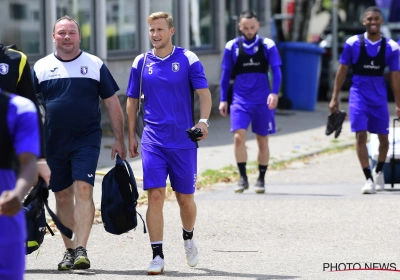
[219,10,282,194]
[126,12,212,275]
[0,89,40,280]
[329,6,400,194]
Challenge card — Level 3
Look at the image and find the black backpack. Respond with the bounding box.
[101,155,146,235]
[23,178,74,254]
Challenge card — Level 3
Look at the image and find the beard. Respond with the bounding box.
[242,32,257,41]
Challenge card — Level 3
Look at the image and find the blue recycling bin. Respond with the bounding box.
[279,42,324,111]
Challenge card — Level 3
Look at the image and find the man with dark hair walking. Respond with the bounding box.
[329,6,400,194]
[219,10,282,194]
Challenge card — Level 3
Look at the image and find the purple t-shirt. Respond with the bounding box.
[126,46,209,149]
[340,33,399,106]
[0,93,40,245]
[220,35,282,104]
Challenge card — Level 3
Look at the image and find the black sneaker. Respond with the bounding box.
[255,179,265,194]
[234,177,249,193]
[73,246,91,269]
[325,110,347,138]
[58,248,75,270]
[334,110,347,138]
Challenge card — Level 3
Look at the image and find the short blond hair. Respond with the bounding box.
[148,12,174,28]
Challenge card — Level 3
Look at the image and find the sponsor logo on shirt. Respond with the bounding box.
[0,63,9,75]
[172,62,180,72]
[363,60,380,70]
[50,67,58,72]
[243,58,260,67]
[81,66,88,75]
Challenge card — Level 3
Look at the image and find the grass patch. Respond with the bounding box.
[196,144,355,187]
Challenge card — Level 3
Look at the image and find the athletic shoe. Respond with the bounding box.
[147,255,164,275]
[361,179,376,194]
[58,248,75,270]
[325,113,336,136]
[73,246,90,269]
[184,239,199,267]
[334,110,347,138]
[234,177,249,193]
[373,170,385,191]
[325,110,347,138]
[255,179,265,194]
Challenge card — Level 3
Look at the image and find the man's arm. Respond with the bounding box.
[0,153,38,216]
[103,94,127,160]
[390,71,400,118]
[329,64,349,112]
[126,97,140,158]
[193,88,212,140]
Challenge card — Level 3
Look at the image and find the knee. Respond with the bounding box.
[148,189,165,206]
[234,133,245,146]
[356,132,368,146]
[55,188,73,205]
[75,182,93,201]
[177,197,195,211]
[379,138,389,149]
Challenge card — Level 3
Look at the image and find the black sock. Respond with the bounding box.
[237,162,247,179]
[151,242,164,259]
[363,167,373,181]
[258,165,268,181]
[375,162,385,173]
[183,228,194,240]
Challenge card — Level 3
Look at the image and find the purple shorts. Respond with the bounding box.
[141,144,197,194]
[349,102,389,134]
[230,103,276,136]
[0,242,25,280]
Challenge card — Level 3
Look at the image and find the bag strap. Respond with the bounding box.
[138,53,147,112]
[33,178,75,240]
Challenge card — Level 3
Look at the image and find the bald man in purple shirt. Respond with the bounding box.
[0,89,39,280]
[329,6,400,194]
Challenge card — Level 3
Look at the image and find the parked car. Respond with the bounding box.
[317,24,394,101]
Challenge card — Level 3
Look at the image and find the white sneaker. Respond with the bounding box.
[361,179,376,194]
[147,255,164,275]
[184,239,199,267]
[373,170,385,191]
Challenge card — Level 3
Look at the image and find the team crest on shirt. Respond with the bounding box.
[80,66,88,75]
[253,46,259,53]
[172,62,180,72]
[0,63,9,75]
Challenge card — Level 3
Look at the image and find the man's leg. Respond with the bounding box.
[55,185,75,270]
[356,131,376,194]
[176,192,198,267]
[146,187,165,275]
[71,180,94,269]
[234,129,249,192]
[255,134,269,193]
[374,134,389,191]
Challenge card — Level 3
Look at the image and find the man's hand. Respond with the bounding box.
[192,122,209,141]
[329,98,339,113]
[267,93,278,110]
[112,139,127,160]
[128,136,139,158]
[0,190,23,216]
[37,159,51,186]
[219,102,228,117]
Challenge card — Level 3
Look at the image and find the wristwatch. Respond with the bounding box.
[198,119,210,127]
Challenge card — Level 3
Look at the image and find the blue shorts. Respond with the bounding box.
[0,242,25,280]
[141,144,197,194]
[47,146,100,192]
[230,103,276,136]
[349,102,389,134]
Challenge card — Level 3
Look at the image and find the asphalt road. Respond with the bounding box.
[25,148,400,280]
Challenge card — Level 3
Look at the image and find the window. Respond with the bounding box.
[106,0,138,53]
[0,0,42,55]
[189,0,213,48]
[56,0,92,52]
[225,0,240,41]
